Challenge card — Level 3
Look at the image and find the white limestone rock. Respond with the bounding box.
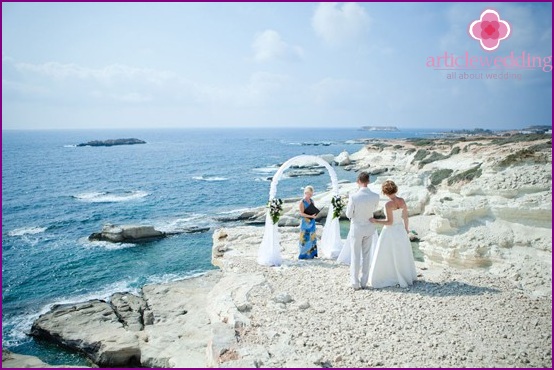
[110,292,147,332]
[334,151,351,166]
[429,216,457,235]
[30,300,141,367]
[138,272,220,368]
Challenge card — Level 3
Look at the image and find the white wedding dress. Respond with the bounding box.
[368,209,417,288]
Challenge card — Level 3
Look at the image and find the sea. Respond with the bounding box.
[1,127,437,365]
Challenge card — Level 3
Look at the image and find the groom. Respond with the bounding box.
[346,172,379,290]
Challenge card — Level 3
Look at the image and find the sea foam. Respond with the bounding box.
[8,227,47,237]
[73,190,149,203]
[192,176,229,182]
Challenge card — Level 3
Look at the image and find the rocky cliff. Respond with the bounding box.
[16,133,552,367]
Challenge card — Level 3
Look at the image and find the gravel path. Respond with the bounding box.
[215,226,552,368]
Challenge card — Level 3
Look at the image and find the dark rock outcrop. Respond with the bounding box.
[88,224,210,243]
[89,225,165,243]
[77,138,146,147]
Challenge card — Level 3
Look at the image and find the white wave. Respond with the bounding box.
[282,141,334,146]
[192,176,229,182]
[282,141,302,146]
[254,177,272,182]
[61,280,142,305]
[153,214,211,233]
[8,226,47,237]
[252,166,279,174]
[145,270,208,286]
[79,237,137,250]
[217,207,253,215]
[73,190,149,203]
[63,144,77,148]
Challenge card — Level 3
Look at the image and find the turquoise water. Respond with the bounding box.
[2,127,435,364]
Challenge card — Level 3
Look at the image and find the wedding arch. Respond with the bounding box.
[257,155,343,266]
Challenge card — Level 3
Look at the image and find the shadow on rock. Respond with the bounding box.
[378,280,501,297]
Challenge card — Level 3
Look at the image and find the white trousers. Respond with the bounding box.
[350,226,376,288]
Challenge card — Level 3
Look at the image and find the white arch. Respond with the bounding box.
[258,155,343,266]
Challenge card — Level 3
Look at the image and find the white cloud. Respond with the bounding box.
[252,29,303,62]
[196,71,293,106]
[2,54,14,63]
[2,79,50,96]
[312,2,370,46]
[91,90,153,103]
[15,62,175,86]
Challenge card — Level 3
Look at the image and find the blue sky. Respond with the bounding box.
[2,2,552,130]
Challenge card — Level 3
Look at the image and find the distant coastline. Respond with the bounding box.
[360,125,400,132]
[437,125,552,138]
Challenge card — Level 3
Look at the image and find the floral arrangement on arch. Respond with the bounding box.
[331,195,345,219]
[267,198,284,224]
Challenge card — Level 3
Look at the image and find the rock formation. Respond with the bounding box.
[77,138,146,147]
[88,224,209,243]
[30,300,141,367]
[29,273,221,367]
[23,134,552,368]
[334,150,351,166]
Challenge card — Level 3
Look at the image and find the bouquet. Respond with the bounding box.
[331,195,345,219]
[268,198,284,224]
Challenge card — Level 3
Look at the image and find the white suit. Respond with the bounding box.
[346,186,380,289]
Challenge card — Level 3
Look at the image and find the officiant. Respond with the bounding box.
[298,185,319,259]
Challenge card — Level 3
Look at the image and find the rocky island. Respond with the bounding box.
[9,133,552,368]
[361,125,400,131]
[77,138,146,147]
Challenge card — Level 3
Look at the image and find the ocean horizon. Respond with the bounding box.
[1,126,466,364]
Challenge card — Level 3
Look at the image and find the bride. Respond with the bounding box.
[368,180,417,288]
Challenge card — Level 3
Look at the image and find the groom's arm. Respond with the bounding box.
[346,195,354,219]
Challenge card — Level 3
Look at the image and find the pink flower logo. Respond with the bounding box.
[469,9,511,51]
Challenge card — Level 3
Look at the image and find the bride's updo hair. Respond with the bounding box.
[304,185,314,194]
[382,180,398,195]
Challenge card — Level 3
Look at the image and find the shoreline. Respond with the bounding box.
[3,134,551,367]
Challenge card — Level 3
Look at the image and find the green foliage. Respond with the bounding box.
[372,143,391,151]
[405,148,416,155]
[331,195,345,219]
[412,149,429,161]
[450,146,461,155]
[449,128,493,135]
[497,148,545,167]
[419,151,449,168]
[491,134,551,145]
[463,142,484,152]
[447,165,483,186]
[529,141,552,152]
[408,138,436,147]
[430,169,453,185]
[267,198,283,224]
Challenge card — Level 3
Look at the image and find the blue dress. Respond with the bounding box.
[299,199,318,259]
